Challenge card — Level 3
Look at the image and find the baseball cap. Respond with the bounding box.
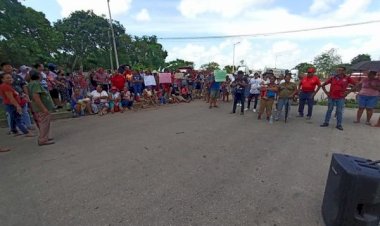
[307,68,316,73]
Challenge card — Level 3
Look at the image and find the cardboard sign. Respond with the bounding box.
[175,73,185,79]
[144,75,156,86]
[159,73,172,84]
[214,70,227,82]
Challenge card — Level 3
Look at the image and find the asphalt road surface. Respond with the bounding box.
[1,100,379,226]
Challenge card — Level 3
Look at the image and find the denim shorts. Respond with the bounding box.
[358,95,378,109]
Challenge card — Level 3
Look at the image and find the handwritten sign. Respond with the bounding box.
[144,75,156,86]
[175,73,185,79]
[214,70,227,82]
[159,73,172,84]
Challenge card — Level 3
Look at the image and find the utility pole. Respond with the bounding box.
[233,42,241,73]
[107,0,119,69]
[107,30,114,70]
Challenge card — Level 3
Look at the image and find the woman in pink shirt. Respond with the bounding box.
[354,71,380,125]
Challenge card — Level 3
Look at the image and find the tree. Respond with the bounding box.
[0,0,60,66]
[314,48,342,77]
[200,62,220,72]
[293,62,315,74]
[54,10,126,70]
[165,59,194,72]
[351,54,371,65]
[223,65,235,74]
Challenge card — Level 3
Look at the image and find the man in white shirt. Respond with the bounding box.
[90,85,109,115]
[246,73,262,112]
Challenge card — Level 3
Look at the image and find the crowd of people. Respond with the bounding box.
[1,61,380,152]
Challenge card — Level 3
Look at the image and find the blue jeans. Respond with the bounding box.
[324,98,345,126]
[276,98,291,120]
[133,83,142,96]
[298,91,314,117]
[5,104,29,134]
[232,93,245,113]
[22,104,32,128]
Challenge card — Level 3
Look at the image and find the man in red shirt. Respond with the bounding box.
[320,66,356,130]
[111,66,126,91]
[297,67,321,119]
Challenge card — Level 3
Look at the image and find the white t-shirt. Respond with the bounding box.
[110,92,120,100]
[280,79,295,84]
[90,90,108,103]
[249,78,262,94]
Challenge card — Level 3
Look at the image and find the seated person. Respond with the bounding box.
[71,88,93,117]
[90,85,109,116]
[109,86,121,113]
[120,87,134,112]
[181,85,191,101]
[143,88,157,106]
[171,85,190,103]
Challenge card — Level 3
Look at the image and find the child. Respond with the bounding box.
[181,85,190,101]
[258,75,278,121]
[109,86,121,113]
[120,87,134,112]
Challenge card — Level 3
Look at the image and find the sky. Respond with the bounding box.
[22,0,380,70]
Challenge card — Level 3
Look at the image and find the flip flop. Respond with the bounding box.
[0,148,11,152]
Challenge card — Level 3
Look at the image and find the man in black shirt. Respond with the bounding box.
[230,71,247,115]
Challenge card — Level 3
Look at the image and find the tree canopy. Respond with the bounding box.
[200,62,220,72]
[293,62,315,74]
[351,54,371,65]
[0,0,60,65]
[314,48,342,77]
[0,1,168,71]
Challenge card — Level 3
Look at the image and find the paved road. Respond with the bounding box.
[0,100,379,226]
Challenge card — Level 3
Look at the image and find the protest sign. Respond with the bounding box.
[159,73,172,83]
[174,73,185,79]
[144,75,156,86]
[214,70,227,82]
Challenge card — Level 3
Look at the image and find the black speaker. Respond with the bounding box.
[322,153,380,226]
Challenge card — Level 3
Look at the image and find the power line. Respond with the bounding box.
[157,19,380,40]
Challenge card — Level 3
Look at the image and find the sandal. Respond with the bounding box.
[0,147,11,152]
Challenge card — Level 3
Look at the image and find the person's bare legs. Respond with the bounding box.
[366,108,374,125]
[354,108,364,123]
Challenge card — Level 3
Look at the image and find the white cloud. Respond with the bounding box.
[178,0,272,18]
[135,8,151,22]
[309,0,338,14]
[334,0,372,19]
[56,0,132,17]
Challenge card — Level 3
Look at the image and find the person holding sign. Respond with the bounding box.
[209,75,220,108]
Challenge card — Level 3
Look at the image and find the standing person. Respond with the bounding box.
[209,75,220,108]
[0,73,34,137]
[111,66,126,92]
[297,67,321,119]
[275,74,297,121]
[46,64,62,108]
[221,76,231,102]
[247,72,262,112]
[2,62,34,131]
[258,75,278,121]
[354,71,380,125]
[132,71,143,100]
[230,71,247,115]
[28,70,55,145]
[94,67,110,91]
[34,63,48,91]
[320,66,356,131]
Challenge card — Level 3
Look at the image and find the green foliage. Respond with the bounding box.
[0,0,60,66]
[351,54,371,65]
[200,62,220,72]
[223,65,235,74]
[293,62,315,74]
[314,48,342,77]
[165,59,194,72]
